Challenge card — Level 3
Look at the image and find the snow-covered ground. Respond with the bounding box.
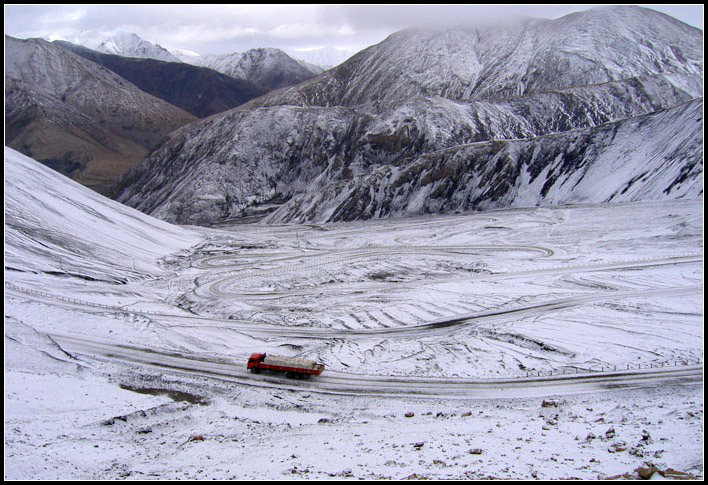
[5,147,704,479]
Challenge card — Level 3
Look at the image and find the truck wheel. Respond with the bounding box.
[251,368,260,374]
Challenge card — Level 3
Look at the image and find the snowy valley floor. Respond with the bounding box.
[5,199,704,479]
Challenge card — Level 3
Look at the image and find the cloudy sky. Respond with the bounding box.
[4,4,704,55]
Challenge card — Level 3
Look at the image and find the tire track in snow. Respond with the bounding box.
[6,281,703,339]
[192,244,555,298]
[198,254,702,300]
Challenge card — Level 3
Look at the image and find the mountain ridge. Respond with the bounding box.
[5,35,197,195]
[109,7,705,222]
[116,73,703,224]
[181,47,320,91]
[245,6,702,109]
[54,40,269,118]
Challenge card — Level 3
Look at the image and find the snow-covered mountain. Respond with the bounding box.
[42,29,106,49]
[55,40,269,118]
[182,47,319,91]
[273,98,703,223]
[5,36,196,195]
[115,6,703,224]
[44,30,321,92]
[115,76,703,225]
[253,6,703,108]
[95,31,183,63]
[170,47,201,63]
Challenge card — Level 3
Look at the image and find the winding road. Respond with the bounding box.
[50,333,704,399]
[6,244,702,399]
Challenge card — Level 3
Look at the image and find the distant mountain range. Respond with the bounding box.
[112,6,703,225]
[178,47,321,91]
[48,30,352,71]
[47,30,183,63]
[6,7,703,222]
[5,32,323,194]
[53,41,269,118]
[5,35,196,196]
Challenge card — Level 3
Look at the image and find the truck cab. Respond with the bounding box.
[247,353,266,372]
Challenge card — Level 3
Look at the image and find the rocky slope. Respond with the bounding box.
[272,98,703,222]
[54,41,269,118]
[5,36,197,195]
[115,6,703,224]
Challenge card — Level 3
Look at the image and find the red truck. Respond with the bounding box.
[247,353,325,379]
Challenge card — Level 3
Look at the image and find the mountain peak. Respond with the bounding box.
[182,47,319,90]
[96,31,182,63]
[114,6,703,226]
[253,6,703,108]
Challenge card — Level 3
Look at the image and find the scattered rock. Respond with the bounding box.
[659,468,698,479]
[605,428,616,439]
[405,412,415,418]
[635,466,697,480]
[103,415,128,426]
[413,442,425,450]
[405,473,427,480]
[629,446,646,458]
[469,448,484,455]
[608,441,627,453]
[542,399,560,408]
[640,429,653,444]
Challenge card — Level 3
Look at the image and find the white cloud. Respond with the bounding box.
[4,4,703,56]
